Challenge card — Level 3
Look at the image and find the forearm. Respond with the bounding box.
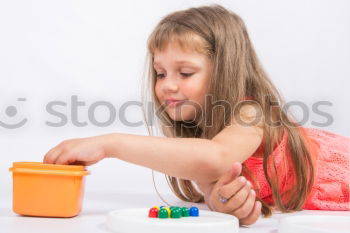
[103,133,225,183]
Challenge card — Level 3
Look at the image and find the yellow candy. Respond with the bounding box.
[152,206,160,210]
[164,207,171,215]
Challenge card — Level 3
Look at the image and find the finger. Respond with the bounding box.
[71,160,96,166]
[43,147,62,164]
[223,182,252,212]
[217,162,242,186]
[55,156,74,165]
[232,189,256,219]
[218,176,247,199]
[239,201,262,226]
[55,152,77,165]
[211,176,248,213]
[214,181,251,213]
[71,161,86,166]
[43,148,54,163]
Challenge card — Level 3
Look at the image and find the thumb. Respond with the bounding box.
[217,162,242,186]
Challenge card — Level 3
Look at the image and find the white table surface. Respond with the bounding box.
[1,190,349,233]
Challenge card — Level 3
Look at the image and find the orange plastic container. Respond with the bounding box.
[9,162,90,217]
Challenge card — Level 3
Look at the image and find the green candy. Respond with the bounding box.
[170,208,182,218]
[158,208,169,218]
[181,207,190,217]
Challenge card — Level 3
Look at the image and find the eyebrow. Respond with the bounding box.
[153,60,199,67]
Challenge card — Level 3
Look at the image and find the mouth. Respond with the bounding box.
[165,99,186,107]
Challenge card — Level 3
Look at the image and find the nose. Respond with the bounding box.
[162,75,179,93]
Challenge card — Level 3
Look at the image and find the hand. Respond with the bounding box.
[208,162,261,225]
[43,134,112,166]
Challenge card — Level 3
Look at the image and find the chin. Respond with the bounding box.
[167,110,196,122]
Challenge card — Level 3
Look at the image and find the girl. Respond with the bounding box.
[43,4,350,225]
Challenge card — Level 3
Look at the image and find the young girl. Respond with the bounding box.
[43,4,349,225]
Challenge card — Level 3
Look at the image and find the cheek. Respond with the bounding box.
[183,79,207,104]
[154,82,162,101]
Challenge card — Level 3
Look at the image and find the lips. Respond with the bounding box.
[165,99,186,107]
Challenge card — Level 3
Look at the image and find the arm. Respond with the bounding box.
[104,133,226,182]
[44,104,263,184]
[105,104,263,182]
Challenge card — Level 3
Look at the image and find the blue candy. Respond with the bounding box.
[189,206,199,217]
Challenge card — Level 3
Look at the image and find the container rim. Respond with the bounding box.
[11,162,86,170]
[9,162,90,176]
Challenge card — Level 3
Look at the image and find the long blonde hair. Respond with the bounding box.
[141,4,315,217]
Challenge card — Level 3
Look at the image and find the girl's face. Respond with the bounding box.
[154,42,212,123]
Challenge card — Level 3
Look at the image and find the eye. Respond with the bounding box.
[180,73,194,77]
[156,73,165,79]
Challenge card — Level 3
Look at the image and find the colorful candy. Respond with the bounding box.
[170,208,182,218]
[148,205,199,219]
[158,208,169,218]
[190,206,199,217]
[148,207,158,218]
[181,207,190,217]
[164,207,171,216]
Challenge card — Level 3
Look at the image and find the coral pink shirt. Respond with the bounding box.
[243,127,350,210]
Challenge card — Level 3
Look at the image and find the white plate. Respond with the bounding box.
[106,208,239,233]
[278,215,350,233]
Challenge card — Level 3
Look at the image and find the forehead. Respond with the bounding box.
[153,42,207,68]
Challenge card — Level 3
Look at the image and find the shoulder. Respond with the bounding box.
[211,103,264,163]
[232,102,264,131]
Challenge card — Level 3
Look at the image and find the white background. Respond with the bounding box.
[0,0,349,206]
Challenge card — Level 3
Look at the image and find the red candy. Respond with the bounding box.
[148,207,159,218]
